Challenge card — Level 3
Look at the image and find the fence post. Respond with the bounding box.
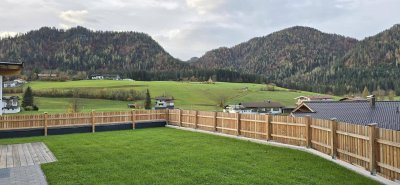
[368,123,378,175]
[44,112,48,136]
[266,115,272,140]
[213,111,217,132]
[194,110,198,129]
[91,110,95,133]
[166,109,169,125]
[236,113,241,136]
[305,115,312,148]
[131,110,136,129]
[179,109,182,127]
[330,118,338,159]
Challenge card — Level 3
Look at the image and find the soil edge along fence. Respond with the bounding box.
[167,109,400,182]
[0,109,399,182]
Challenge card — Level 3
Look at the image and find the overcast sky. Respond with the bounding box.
[0,0,399,60]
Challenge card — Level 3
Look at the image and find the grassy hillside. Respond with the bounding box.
[16,80,335,114]
[20,97,131,114]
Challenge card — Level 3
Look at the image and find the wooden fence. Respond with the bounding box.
[0,109,399,181]
[0,109,168,135]
[167,109,400,181]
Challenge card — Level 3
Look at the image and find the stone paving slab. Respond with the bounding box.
[0,165,48,185]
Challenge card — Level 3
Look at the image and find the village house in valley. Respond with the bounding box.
[3,78,27,88]
[224,100,284,114]
[294,95,333,105]
[291,95,400,130]
[0,62,23,115]
[154,96,174,109]
[2,96,20,113]
[89,74,121,80]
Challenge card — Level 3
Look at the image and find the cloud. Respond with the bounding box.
[59,10,88,28]
[186,0,225,15]
[0,32,18,38]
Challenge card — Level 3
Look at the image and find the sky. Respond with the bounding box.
[0,0,399,60]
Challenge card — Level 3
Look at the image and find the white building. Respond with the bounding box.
[154,96,174,109]
[2,96,20,114]
[294,95,333,105]
[224,100,284,114]
[0,62,23,115]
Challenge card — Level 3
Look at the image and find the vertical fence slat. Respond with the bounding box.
[266,115,271,140]
[194,110,198,129]
[305,115,311,148]
[236,113,241,136]
[331,118,338,159]
[179,109,182,127]
[44,112,48,136]
[91,110,95,133]
[131,110,136,129]
[213,112,217,131]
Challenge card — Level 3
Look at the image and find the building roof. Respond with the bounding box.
[292,101,400,130]
[155,96,174,101]
[0,62,23,76]
[3,96,19,100]
[240,101,283,108]
[307,95,333,100]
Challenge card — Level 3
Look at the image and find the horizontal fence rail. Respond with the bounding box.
[0,109,399,182]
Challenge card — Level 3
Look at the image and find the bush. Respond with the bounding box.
[23,105,39,111]
[3,87,23,94]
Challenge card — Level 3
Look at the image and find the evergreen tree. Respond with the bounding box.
[21,86,34,108]
[362,86,370,98]
[144,89,151,110]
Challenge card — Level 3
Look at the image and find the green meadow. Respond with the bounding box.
[8,80,336,114]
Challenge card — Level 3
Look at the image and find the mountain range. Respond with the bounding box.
[0,25,399,95]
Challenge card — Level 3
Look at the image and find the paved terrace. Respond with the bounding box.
[0,142,56,169]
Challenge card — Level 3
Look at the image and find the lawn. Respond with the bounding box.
[17,97,131,114]
[24,80,335,111]
[0,128,379,185]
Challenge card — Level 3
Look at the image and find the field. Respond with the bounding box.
[20,97,131,114]
[13,80,334,114]
[0,128,379,185]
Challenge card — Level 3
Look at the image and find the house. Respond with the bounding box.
[89,74,120,80]
[37,73,58,79]
[224,100,284,114]
[0,62,23,115]
[291,95,400,130]
[14,78,27,84]
[294,95,333,105]
[154,96,174,109]
[339,96,367,101]
[3,79,27,88]
[3,81,18,88]
[2,96,20,114]
[89,74,104,80]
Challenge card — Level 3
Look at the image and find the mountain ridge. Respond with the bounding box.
[1,25,400,95]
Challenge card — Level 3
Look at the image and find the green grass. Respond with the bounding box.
[0,128,379,185]
[18,97,131,114]
[24,80,335,112]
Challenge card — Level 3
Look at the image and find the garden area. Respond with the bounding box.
[0,128,380,185]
